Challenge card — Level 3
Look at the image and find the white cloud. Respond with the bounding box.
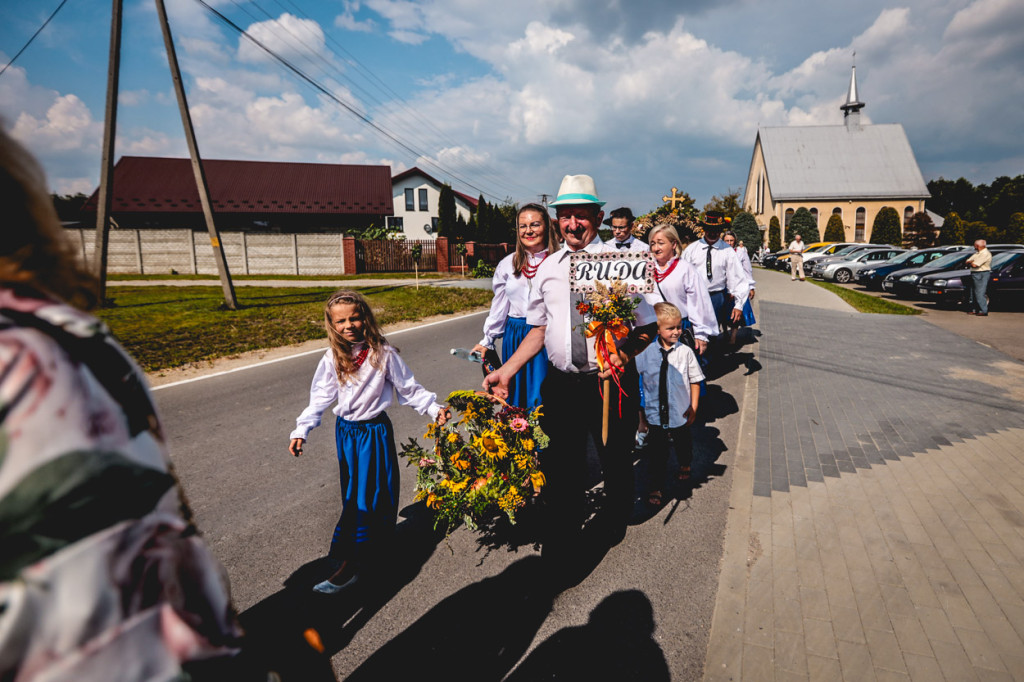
[335,0,376,32]
[118,89,150,107]
[238,13,328,66]
[10,94,100,153]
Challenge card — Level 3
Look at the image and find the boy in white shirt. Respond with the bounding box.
[635,302,705,507]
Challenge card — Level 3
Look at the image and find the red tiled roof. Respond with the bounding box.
[393,166,479,208]
[83,156,393,215]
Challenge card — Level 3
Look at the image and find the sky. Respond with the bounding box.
[1,0,1023,214]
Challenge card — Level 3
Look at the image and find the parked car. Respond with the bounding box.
[761,248,789,270]
[854,246,970,290]
[813,248,906,283]
[882,246,1023,299]
[805,244,896,274]
[915,251,1024,307]
[989,250,1024,305]
[786,242,861,272]
[774,241,834,271]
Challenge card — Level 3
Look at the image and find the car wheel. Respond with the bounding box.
[834,268,852,283]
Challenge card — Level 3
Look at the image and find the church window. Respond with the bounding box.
[832,207,842,219]
[904,206,914,229]
[785,208,794,228]
[855,207,866,242]
[810,208,819,229]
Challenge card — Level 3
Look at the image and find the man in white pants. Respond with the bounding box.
[789,234,806,281]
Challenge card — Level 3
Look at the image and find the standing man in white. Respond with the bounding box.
[789,234,806,281]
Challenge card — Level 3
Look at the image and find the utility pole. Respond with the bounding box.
[154,0,237,309]
[93,0,122,305]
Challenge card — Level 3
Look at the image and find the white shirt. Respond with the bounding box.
[290,343,442,439]
[635,340,705,428]
[605,236,650,253]
[734,247,756,291]
[526,234,656,373]
[788,240,805,255]
[681,238,749,309]
[478,250,549,348]
[643,258,719,342]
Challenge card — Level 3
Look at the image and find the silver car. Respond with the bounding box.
[815,248,907,283]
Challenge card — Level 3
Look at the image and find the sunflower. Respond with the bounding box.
[475,430,508,460]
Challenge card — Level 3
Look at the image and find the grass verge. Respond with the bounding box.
[95,285,492,371]
[806,279,923,315]
[106,272,446,281]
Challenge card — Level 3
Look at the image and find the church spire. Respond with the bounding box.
[841,64,865,129]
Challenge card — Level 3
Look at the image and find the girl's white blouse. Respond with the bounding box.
[478,250,548,348]
[290,343,441,439]
[643,258,720,342]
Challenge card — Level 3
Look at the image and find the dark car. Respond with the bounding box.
[883,247,1023,299]
[855,246,970,290]
[988,250,1024,306]
[761,248,788,270]
[915,251,1024,306]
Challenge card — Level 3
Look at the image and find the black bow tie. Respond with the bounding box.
[616,242,630,249]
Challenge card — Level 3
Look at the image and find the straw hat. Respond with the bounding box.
[548,174,606,207]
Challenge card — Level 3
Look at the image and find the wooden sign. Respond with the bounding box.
[569,251,655,294]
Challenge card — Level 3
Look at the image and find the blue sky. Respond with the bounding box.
[2,0,1023,214]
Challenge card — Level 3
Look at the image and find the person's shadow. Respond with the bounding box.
[236,502,445,679]
[504,590,670,681]
[344,556,554,681]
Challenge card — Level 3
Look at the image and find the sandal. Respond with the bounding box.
[647,491,663,507]
[676,467,691,481]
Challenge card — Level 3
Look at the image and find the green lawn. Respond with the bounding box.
[806,279,923,315]
[95,285,492,371]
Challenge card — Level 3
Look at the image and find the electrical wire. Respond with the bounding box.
[0,0,72,79]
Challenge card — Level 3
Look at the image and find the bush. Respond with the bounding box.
[768,216,782,251]
[903,212,936,248]
[786,207,820,243]
[1005,212,1024,245]
[823,214,846,242]
[937,212,966,245]
[730,211,761,258]
[472,260,496,278]
[870,206,902,245]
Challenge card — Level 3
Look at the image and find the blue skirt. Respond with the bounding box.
[502,316,547,409]
[741,298,757,326]
[330,413,398,560]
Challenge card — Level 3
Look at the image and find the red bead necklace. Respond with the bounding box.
[653,258,678,283]
[521,251,547,279]
[351,345,370,369]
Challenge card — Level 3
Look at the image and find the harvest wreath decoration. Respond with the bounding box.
[401,390,548,533]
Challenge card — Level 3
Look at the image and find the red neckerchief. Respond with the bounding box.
[521,251,547,279]
[653,257,678,283]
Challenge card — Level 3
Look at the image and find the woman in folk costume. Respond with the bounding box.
[471,203,559,408]
[723,229,757,328]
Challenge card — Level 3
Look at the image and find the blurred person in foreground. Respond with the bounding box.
[0,128,314,680]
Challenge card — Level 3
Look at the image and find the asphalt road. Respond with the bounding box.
[155,310,750,680]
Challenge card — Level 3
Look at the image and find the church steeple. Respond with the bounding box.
[841,64,865,129]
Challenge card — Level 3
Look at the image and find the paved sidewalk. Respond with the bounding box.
[705,269,1024,680]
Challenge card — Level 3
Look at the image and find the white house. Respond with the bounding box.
[389,167,478,240]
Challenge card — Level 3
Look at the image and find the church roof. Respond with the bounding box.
[758,124,930,201]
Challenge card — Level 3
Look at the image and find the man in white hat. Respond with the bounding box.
[484,174,657,581]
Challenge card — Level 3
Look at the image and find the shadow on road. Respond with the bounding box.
[505,590,670,682]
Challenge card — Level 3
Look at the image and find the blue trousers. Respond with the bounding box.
[968,271,991,314]
[330,413,398,561]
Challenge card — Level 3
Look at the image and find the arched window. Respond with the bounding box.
[832,207,842,217]
[810,208,819,230]
[904,206,914,229]
[855,207,866,242]
[784,208,794,228]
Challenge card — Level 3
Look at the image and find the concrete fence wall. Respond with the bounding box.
[66,228,350,276]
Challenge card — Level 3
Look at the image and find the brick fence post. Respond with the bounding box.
[342,236,358,274]
[436,236,449,273]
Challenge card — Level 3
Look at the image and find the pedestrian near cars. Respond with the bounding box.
[965,239,993,316]
[636,303,704,508]
[289,290,450,594]
[789,234,806,281]
[471,203,559,408]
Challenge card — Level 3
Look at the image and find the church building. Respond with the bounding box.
[741,67,930,243]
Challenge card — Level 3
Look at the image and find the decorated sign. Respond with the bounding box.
[569,251,655,294]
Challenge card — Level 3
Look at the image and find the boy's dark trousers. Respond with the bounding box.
[646,423,693,490]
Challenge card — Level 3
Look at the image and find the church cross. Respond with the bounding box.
[662,187,686,210]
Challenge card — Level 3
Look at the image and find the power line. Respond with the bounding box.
[0,0,72,79]
[192,0,513,202]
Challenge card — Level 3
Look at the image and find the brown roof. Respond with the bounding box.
[83,156,393,215]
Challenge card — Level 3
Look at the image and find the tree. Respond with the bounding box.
[937,212,966,245]
[963,221,997,244]
[823,213,846,242]
[785,207,819,244]
[703,188,742,218]
[436,184,458,237]
[927,177,981,221]
[730,211,760,257]
[983,174,1024,231]
[903,212,936,248]
[472,197,490,243]
[1005,212,1024,245]
[51,193,89,222]
[869,206,902,245]
[493,200,519,243]
[768,215,782,251]
[455,213,468,241]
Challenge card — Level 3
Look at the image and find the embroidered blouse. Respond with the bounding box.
[478,250,549,349]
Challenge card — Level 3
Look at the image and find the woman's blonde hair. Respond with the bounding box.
[648,224,683,258]
[324,290,388,383]
[512,203,559,276]
[0,127,97,308]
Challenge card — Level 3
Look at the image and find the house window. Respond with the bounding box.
[855,207,866,242]
[431,217,439,233]
[389,216,404,232]
[784,208,794,228]
[405,188,414,211]
[419,188,428,211]
[904,206,914,229]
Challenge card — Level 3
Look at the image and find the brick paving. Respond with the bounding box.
[705,272,1024,681]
